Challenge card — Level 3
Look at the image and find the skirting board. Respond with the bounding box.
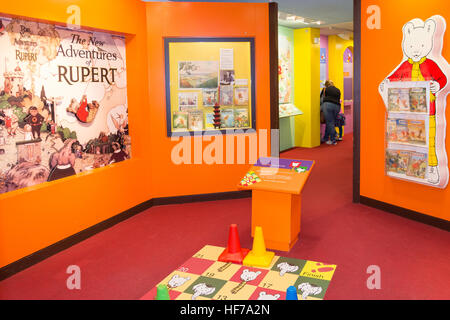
[360,196,450,232]
[0,190,251,282]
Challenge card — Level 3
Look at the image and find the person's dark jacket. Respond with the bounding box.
[322,86,341,106]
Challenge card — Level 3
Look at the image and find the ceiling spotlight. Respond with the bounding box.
[338,33,351,40]
[286,15,296,21]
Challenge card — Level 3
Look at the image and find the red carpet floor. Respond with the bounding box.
[0,134,449,300]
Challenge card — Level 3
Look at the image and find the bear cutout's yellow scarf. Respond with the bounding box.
[408,57,438,166]
[408,57,436,102]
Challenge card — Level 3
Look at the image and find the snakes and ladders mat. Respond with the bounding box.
[141,245,337,300]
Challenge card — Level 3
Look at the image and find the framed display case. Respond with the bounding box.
[164,37,256,137]
[383,81,431,184]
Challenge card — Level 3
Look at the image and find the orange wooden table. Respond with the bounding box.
[238,157,315,252]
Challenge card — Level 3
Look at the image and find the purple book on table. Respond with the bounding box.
[254,157,314,172]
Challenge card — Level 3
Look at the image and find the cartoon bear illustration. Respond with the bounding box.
[298,282,322,300]
[167,274,190,289]
[240,269,261,282]
[191,283,215,300]
[257,291,281,300]
[277,262,299,276]
[66,95,100,123]
[231,269,262,294]
[379,15,450,186]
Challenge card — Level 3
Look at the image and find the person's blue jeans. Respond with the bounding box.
[322,102,340,143]
[336,125,343,138]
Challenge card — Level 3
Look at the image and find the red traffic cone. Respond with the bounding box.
[218,224,250,264]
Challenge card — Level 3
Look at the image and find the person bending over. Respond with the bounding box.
[321,83,342,145]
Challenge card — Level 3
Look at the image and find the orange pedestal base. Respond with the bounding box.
[251,190,301,252]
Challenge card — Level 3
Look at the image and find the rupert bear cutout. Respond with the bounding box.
[379,15,450,188]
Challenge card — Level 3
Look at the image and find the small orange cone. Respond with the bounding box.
[218,224,250,264]
[243,226,274,268]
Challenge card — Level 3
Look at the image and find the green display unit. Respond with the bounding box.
[279,104,303,151]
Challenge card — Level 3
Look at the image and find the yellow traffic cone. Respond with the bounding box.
[243,226,275,268]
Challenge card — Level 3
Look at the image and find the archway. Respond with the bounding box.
[343,46,354,133]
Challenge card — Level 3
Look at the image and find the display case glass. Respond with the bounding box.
[164,38,256,137]
[383,81,430,184]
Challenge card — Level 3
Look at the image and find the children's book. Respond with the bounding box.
[220,108,235,128]
[388,88,400,112]
[234,108,249,128]
[219,85,233,106]
[398,88,411,111]
[397,151,411,174]
[188,110,204,131]
[178,92,198,107]
[396,119,409,143]
[386,118,398,142]
[173,112,188,130]
[407,120,426,145]
[386,149,400,173]
[203,89,218,107]
[410,87,427,113]
[234,87,249,106]
[388,88,410,112]
[406,152,427,179]
[205,110,215,129]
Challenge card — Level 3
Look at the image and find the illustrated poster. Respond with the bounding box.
[0,17,130,195]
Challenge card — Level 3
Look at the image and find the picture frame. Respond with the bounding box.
[164,37,256,137]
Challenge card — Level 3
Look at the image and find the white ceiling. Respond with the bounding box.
[276,0,353,35]
[276,0,353,25]
[143,0,354,35]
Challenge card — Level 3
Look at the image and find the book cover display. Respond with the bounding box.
[165,38,256,136]
[410,87,427,113]
[407,152,428,179]
[388,88,410,112]
[173,112,188,130]
[384,85,431,183]
[188,110,203,131]
[0,16,130,195]
[205,110,215,129]
[234,108,249,128]
[407,120,426,145]
[386,118,398,142]
[278,32,293,104]
[379,15,450,188]
[220,108,234,128]
[396,119,409,143]
[398,151,411,174]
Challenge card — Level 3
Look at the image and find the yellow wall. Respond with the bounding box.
[328,35,354,111]
[293,28,321,148]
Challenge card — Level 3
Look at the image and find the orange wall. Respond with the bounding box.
[0,1,273,268]
[0,0,151,269]
[360,0,450,221]
[146,2,272,198]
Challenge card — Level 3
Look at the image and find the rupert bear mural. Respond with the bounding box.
[379,15,450,188]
